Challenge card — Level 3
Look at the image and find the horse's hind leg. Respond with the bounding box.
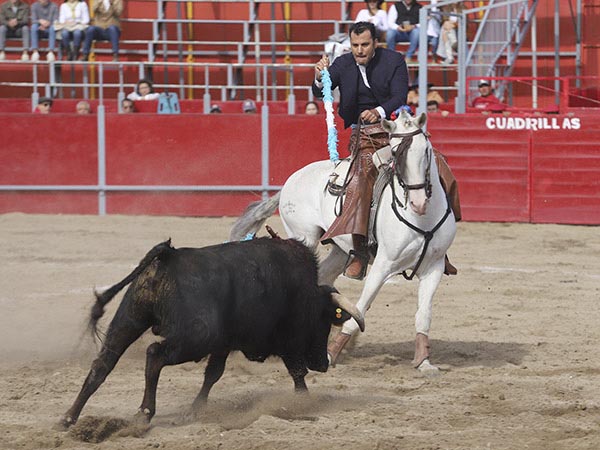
[59,321,148,428]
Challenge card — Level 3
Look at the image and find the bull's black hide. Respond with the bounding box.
[59,237,359,428]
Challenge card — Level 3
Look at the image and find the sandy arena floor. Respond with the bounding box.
[1,213,599,450]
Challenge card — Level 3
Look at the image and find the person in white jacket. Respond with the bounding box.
[57,0,89,60]
[354,0,387,40]
[127,79,161,101]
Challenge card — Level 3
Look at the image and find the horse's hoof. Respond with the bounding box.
[416,359,440,376]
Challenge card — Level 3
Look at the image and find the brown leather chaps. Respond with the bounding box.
[321,124,389,243]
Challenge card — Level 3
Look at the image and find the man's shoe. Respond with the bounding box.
[444,254,458,276]
[31,50,40,62]
[21,51,29,61]
[112,53,118,62]
[0,51,5,61]
[46,51,55,62]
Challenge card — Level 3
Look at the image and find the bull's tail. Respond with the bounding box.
[229,191,281,241]
[90,239,173,335]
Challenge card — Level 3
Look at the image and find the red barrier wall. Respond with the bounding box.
[531,128,600,224]
[429,115,531,222]
[1,112,599,224]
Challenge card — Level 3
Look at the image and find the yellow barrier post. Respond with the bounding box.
[186,1,194,99]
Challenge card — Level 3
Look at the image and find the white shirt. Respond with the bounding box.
[58,1,90,25]
[355,9,388,34]
[127,92,161,101]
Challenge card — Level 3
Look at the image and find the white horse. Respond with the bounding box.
[231,110,456,372]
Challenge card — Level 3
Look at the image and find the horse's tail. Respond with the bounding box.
[229,192,281,241]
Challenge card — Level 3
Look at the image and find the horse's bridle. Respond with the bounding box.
[389,128,432,199]
[387,127,452,280]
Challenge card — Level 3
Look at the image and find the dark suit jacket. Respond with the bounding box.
[312,48,409,128]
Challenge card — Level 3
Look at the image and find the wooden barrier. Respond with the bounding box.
[1,111,599,224]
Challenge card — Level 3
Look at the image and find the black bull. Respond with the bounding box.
[60,237,364,427]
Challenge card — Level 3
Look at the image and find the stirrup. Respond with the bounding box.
[444,254,457,276]
[343,250,368,280]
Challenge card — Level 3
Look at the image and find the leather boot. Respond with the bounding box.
[444,254,457,276]
[344,234,368,280]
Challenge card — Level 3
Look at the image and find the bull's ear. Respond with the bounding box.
[327,303,353,327]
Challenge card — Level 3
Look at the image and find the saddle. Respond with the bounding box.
[326,145,392,196]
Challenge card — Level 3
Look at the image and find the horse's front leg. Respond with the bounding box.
[318,244,348,285]
[328,259,389,365]
[413,259,444,372]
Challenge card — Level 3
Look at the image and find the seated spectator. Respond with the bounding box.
[121,98,134,113]
[127,79,160,101]
[407,82,444,108]
[0,0,30,61]
[30,0,58,62]
[209,104,222,113]
[427,0,441,61]
[427,99,449,116]
[81,0,123,61]
[472,79,504,111]
[407,84,418,107]
[386,0,421,62]
[436,2,462,65]
[76,100,91,114]
[34,96,52,113]
[243,99,257,114]
[56,0,89,61]
[354,0,387,40]
[304,101,319,115]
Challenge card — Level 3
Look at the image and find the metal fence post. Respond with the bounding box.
[97,104,106,215]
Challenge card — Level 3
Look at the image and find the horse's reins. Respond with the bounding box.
[388,128,452,280]
[390,128,432,198]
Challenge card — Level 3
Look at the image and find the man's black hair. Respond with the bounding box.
[349,21,377,41]
[427,100,439,107]
[363,0,385,8]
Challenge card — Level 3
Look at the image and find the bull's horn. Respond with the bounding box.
[331,293,365,332]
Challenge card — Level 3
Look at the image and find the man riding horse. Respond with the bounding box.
[312,21,460,280]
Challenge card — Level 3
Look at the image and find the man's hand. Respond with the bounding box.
[314,54,330,82]
[8,18,18,28]
[39,19,50,29]
[359,108,381,124]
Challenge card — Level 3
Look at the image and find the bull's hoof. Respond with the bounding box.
[133,409,151,425]
[416,358,440,377]
[54,416,75,431]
